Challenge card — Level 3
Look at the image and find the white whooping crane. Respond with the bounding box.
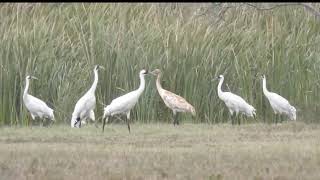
[262,75,296,122]
[150,69,196,126]
[217,75,256,125]
[102,69,148,133]
[23,75,55,126]
[71,65,105,128]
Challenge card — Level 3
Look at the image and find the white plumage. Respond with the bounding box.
[23,75,54,126]
[71,65,104,128]
[217,75,256,124]
[262,75,296,121]
[102,69,148,133]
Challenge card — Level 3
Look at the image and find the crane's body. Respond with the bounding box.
[150,69,196,125]
[71,65,104,128]
[262,75,296,121]
[217,75,256,124]
[102,69,148,133]
[71,94,96,127]
[23,76,54,125]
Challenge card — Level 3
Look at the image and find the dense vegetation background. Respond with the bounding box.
[1,3,320,126]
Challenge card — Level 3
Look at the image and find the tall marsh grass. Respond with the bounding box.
[1,3,320,125]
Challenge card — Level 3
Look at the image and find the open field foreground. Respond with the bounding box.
[0,122,319,180]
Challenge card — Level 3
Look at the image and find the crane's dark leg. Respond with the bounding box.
[102,116,108,132]
[40,118,44,127]
[107,116,112,124]
[279,114,284,123]
[176,113,180,125]
[49,119,54,127]
[275,114,278,124]
[230,114,233,125]
[228,113,233,125]
[232,114,235,126]
[126,112,131,133]
[94,117,99,128]
[27,115,31,127]
[36,117,40,127]
[172,111,177,126]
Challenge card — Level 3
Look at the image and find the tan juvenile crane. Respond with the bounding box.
[150,69,196,125]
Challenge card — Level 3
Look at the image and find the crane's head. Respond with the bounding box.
[150,69,162,76]
[140,69,148,75]
[260,74,266,80]
[26,75,38,80]
[94,65,105,71]
[217,75,224,80]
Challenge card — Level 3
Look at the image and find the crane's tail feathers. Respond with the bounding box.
[48,110,55,121]
[253,110,257,119]
[251,107,257,118]
[103,105,111,119]
[289,105,297,121]
[89,110,95,121]
[70,116,77,128]
[51,114,55,121]
[190,106,196,117]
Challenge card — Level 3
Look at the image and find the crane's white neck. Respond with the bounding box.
[262,77,269,95]
[88,69,98,94]
[137,73,146,94]
[217,77,224,99]
[23,78,30,98]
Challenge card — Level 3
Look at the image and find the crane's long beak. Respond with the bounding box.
[31,76,38,80]
[99,66,105,70]
[211,77,218,82]
[149,71,156,76]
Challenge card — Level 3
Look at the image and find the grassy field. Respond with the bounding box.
[0,122,319,180]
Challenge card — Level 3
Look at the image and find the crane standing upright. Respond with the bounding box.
[217,75,256,125]
[262,75,296,122]
[71,65,105,128]
[150,69,196,126]
[23,75,55,126]
[102,69,149,133]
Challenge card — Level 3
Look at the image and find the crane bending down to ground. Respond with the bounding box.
[71,65,105,128]
[150,69,196,126]
[23,75,55,126]
[102,69,149,133]
[262,75,296,122]
[217,75,256,125]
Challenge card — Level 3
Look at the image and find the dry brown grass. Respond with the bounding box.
[0,122,319,180]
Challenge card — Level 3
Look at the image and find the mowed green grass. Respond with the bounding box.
[0,122,319,180]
